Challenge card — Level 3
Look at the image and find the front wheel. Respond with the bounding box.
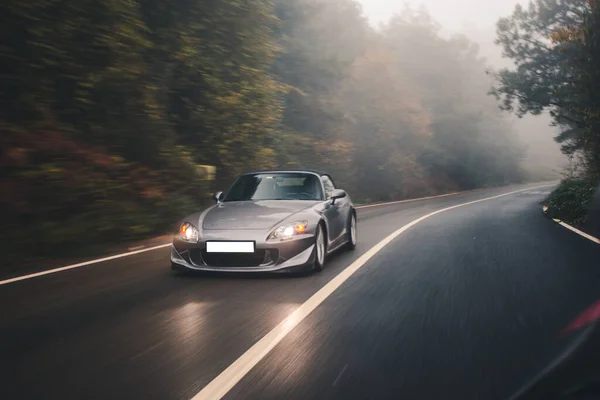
[346,213,357,251]
[313,224,326,272]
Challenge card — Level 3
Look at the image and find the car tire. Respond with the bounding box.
[346,212,357,251]
[313,223,326,272]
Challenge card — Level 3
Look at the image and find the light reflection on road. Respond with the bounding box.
[170,301,213,343]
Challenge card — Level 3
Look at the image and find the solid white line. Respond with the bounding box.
[0,244,172,286]
[0,184,551,287]
[190,184,552,400]
[541,206,600,245]
[355,192,459,209]
[557,221,600,244]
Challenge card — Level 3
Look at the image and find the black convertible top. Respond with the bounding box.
[242,168,330,177]
[237,169,339,193]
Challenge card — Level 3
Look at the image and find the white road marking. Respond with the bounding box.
[190,184,552,400]
[0,244,172,286]
[0,192,464,287]
[355,192,459,209]
[0,183,554,287]
[524,191,551,196]
[557,221,600,244]
[541,206,600,245]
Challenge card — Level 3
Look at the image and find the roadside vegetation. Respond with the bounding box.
[2,0,589,265]
[544,178,598,226]
[490,0,600,228]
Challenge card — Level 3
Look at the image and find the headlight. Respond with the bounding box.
[178,222,199,242]
[268,220,308,241]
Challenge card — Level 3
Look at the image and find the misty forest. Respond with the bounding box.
[1,0,599,261]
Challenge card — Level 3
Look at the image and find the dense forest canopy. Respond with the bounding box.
[1,0,566,262]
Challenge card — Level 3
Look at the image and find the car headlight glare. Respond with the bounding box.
[179,222,199,242]
[268,221,308,241]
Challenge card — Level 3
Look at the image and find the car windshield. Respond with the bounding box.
[223,173,324,202]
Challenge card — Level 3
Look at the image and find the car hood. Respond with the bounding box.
[201,200,319,230]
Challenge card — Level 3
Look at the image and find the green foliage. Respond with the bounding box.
[274,2,525,200]
[490,0,600,176]
[0,0,281,264]
[571,0,600,176]
[545,178,598,225]
[0,0,529,264]
[491,0,588,116]
[382,10,526,190]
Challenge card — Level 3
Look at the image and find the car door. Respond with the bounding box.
[321,175,348,248]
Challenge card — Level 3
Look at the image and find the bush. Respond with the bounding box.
[544,178,599,226]
[0,127,211,266]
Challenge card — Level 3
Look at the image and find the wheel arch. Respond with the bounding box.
[318,218,329,251]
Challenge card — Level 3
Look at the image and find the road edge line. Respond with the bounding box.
[0,183,553,287]
[354,180,557,209]
[542,206,600,245]
[355,191,459,209]
[190,184,553,400]
[0,244,172,286]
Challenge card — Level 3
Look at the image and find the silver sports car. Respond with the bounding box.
[170,169,357,274]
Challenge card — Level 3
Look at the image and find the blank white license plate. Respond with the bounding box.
[206,241,255,253]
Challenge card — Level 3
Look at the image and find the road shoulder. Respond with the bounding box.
[543,205,600,245]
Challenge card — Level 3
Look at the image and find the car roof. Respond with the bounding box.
[242,169,330,177]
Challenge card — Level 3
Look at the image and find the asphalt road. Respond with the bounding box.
[2,183,600,400]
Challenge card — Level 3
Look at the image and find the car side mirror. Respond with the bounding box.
[213,191,224,203]
[330,189,347,204]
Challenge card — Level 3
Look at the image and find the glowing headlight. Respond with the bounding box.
[268,221,308,241]
[179,222,199,242]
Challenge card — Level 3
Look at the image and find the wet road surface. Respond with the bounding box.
[2,183,599,400]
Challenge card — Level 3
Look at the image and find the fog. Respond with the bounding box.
[358,0,567,175]
[359,0,523,30]
[3,0,569,263]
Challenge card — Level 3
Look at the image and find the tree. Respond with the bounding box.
[0,0,284,263]
[0,0,531,264]
[552,0,600,175]
[339,45,433,200]
[489,0,597,172]
[139,0,283,182]
[271,0,371,190]
[384,7,525,190]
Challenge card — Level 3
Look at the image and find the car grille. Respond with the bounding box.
[190,249,278,268]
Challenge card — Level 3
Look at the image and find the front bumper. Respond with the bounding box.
[170,230,316,273]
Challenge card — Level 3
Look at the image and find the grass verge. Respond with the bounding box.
[543,178,599,227]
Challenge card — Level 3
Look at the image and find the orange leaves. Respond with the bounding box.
[550,27,585,44]
[1,126,175,205]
